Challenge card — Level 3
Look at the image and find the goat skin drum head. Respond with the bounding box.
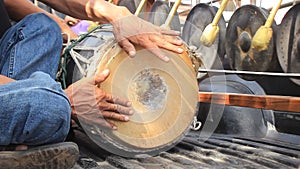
[76,43,198,157]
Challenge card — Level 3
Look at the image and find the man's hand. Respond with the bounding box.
[64,69,133,130]
[0,75,15,85]
[64,15,81,26]
[111,14,184,62]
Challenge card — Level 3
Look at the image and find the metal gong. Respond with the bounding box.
[117,0,138,14]
[148,0,181,31]
[181,3,226,79]
[276,3,300,85]
[225,5,277,80]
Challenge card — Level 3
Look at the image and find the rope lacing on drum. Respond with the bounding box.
[187,45,202,76]
[57,25,107,89]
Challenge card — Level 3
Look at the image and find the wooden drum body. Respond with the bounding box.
[63,25,199,157]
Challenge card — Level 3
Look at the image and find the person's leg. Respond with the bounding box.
[0,13,63,80]
[0,71,71,146]
[0,13,78,169]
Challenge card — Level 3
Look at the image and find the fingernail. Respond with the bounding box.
[112,126,117,130]
[163,56,170,62]
[177,48,184,53]
[127,101,132,107]
[176,39,183,44]
[102,69,109,76]
[124,116,129,121]
[174,31,181,35]
[129,110,134,115]
[129,51,136,57]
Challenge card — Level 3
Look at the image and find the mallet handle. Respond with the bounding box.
[211,0,229,26]
[265,0,282,28]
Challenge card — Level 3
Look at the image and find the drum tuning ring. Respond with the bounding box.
[62,32,71,47]
[191,116,202,131]
[187,45,202,75]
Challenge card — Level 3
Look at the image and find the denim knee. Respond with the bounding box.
[0,72,71,145]
[22,87,71,145]
[21,72,71,145]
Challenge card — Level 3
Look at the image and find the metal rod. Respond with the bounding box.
[267,0,300,10]
[198,69,300,78]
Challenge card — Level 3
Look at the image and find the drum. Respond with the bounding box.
[61,25,199,157]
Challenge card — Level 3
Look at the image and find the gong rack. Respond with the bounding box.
[180,1,300,116]
[198,69,300,78]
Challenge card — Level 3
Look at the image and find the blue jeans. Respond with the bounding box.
[0,13,71,146]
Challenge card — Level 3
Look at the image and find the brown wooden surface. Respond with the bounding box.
[198,92,300,113]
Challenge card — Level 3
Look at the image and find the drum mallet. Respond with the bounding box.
[161,0,182,29]
[200,0,229,47]
[252,0,282,51]
[134,0,148,16]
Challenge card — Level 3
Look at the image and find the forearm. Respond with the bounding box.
[39,0,131,23]
[4,0,47,21]
[0,75,15,85]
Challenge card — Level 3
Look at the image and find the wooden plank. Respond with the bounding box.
[198,92,300,113]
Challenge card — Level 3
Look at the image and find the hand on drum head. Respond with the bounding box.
[111,15,183,62]
[64,69,133,130]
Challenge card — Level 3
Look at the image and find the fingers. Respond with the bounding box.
[79,115,118,130]
[112,15,184,61]
[133,35,183,62]
[119,34,183,61]
[101,111,130,122]
[98,98,133,115]
[94,69,110,84]
[118,39,136,57]
[65,16,80,26]
[159,28,181,36]
[146,46,170,62]
[165,36,184,46]
[150,36,184,55]
[105,94,132,107]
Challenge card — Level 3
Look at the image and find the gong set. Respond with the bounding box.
[59,0,300,157]
[185,1,300,83]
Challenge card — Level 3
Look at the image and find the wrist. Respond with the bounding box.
[85,1,131,23]
[106,6,132,23]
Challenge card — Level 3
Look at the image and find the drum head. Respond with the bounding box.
[78,44,198,157]
[225,5,277,80]
[276,3,300,85]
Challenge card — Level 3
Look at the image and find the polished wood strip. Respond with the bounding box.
[198,92,300,113]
